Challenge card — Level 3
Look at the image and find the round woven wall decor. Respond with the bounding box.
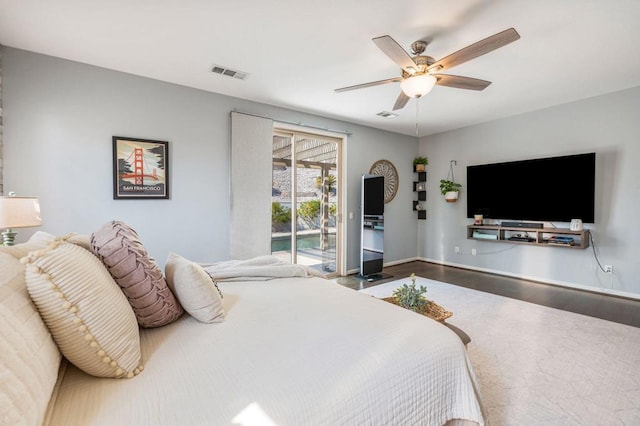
[369,159,398,203]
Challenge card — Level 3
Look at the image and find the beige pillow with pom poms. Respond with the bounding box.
[23,239,143,378]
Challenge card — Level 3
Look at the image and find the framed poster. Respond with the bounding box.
[113,136,169,199]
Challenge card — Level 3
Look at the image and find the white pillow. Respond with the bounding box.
[23,240,143,378]
[165,252,225,323]
[0,230,57,259]
[0,252,61,425]
[0,231,91,260]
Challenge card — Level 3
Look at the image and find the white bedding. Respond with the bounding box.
[47,277,484,425]
[203,255,325,281]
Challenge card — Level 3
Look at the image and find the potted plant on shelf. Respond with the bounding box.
[413,156,428,172]
[439,179,462,203]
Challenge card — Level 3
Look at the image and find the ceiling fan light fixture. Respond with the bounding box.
[427,64,443,74]
[400,74,437,98]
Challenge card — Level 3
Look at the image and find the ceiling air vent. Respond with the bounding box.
[376,111,399,119]
[211,65,249,80]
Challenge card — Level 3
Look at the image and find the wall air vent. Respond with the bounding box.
[211,65,249,80]
[376,111,399,119]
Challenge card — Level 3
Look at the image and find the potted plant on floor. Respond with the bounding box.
[413,156,428,172]
[439,179,462,203]
[392,274,429,313]
[381,274,453,322]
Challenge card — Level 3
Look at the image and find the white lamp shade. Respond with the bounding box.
[0,197,42,229]
[400,74,437,98]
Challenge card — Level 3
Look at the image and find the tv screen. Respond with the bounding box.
[363,174,384,216]
[466,153,595,223]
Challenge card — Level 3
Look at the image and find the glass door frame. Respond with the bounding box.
[272,124,346,277]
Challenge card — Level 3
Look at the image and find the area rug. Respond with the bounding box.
[359,276,640,426]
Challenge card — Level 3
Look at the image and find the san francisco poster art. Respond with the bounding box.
[113,136,169,199]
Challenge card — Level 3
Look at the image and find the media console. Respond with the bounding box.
[467,225,590,249]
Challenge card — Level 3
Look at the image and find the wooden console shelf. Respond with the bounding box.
[467,225,590,249]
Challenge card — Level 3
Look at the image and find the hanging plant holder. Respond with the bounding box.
[444,191,459,202]
[440,160,462,203]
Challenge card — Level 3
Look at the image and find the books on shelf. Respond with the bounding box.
[547,235,575,246]
[472,231,498,240]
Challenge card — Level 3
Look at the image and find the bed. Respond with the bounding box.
[1,230,484,426]
[48,276,483,425]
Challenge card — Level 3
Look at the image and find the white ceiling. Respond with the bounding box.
[1,0,639,137]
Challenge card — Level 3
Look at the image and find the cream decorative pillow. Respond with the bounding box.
[90,221,183,328]
[0,252,61,425]
[0,231,92,260]
[165,252,225,323]
[64,232,92,251]
[23,240,143,378]
[0,230,57,259]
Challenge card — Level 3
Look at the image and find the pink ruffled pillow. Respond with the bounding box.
[90,221,183,328]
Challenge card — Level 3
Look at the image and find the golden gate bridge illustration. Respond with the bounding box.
[121,146,163,185]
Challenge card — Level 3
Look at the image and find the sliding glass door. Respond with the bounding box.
[271,130,341,276]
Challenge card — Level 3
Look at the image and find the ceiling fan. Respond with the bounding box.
[335,28,520,110]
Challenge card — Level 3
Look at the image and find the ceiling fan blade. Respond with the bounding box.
[335,77,402,93]
[435,74,491,91]
[372,35,420,74]
[428,28,520,72]
[392,92,410,110]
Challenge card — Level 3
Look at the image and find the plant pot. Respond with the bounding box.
[444,191,459,203]
[415,164,426,172]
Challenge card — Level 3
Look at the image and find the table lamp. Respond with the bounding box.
[0,193,42,246]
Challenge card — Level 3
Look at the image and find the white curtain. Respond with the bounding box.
[229,112,273,259]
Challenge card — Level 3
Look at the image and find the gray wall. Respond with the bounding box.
[419,87,640,298]
[2,47,419,270]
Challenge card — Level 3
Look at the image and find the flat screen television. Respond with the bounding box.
[466,153,595,223]
[362,174,384,216]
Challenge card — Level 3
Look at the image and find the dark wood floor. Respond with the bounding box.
[335,261,640,328]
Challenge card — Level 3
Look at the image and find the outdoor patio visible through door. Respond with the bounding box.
[271,129,342,276]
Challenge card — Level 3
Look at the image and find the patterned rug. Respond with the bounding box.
[359,276,640,426]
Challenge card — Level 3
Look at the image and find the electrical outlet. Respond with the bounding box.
[604,265,613,273]
[472,248,477,256]
[455,246,460,253]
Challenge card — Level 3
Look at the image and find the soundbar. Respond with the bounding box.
[501,221,544,229]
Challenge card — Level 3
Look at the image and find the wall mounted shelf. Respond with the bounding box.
[467,225,590,249]
[413,171,427,220]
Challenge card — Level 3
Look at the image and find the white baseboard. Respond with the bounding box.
[418,256,640,301]
[385,257,419,267]
[346,257,419,277]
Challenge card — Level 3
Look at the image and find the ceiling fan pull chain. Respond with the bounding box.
[415,99,420,137]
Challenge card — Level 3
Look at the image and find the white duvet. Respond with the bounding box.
[47,277,484,425]
[203,255,325,281]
